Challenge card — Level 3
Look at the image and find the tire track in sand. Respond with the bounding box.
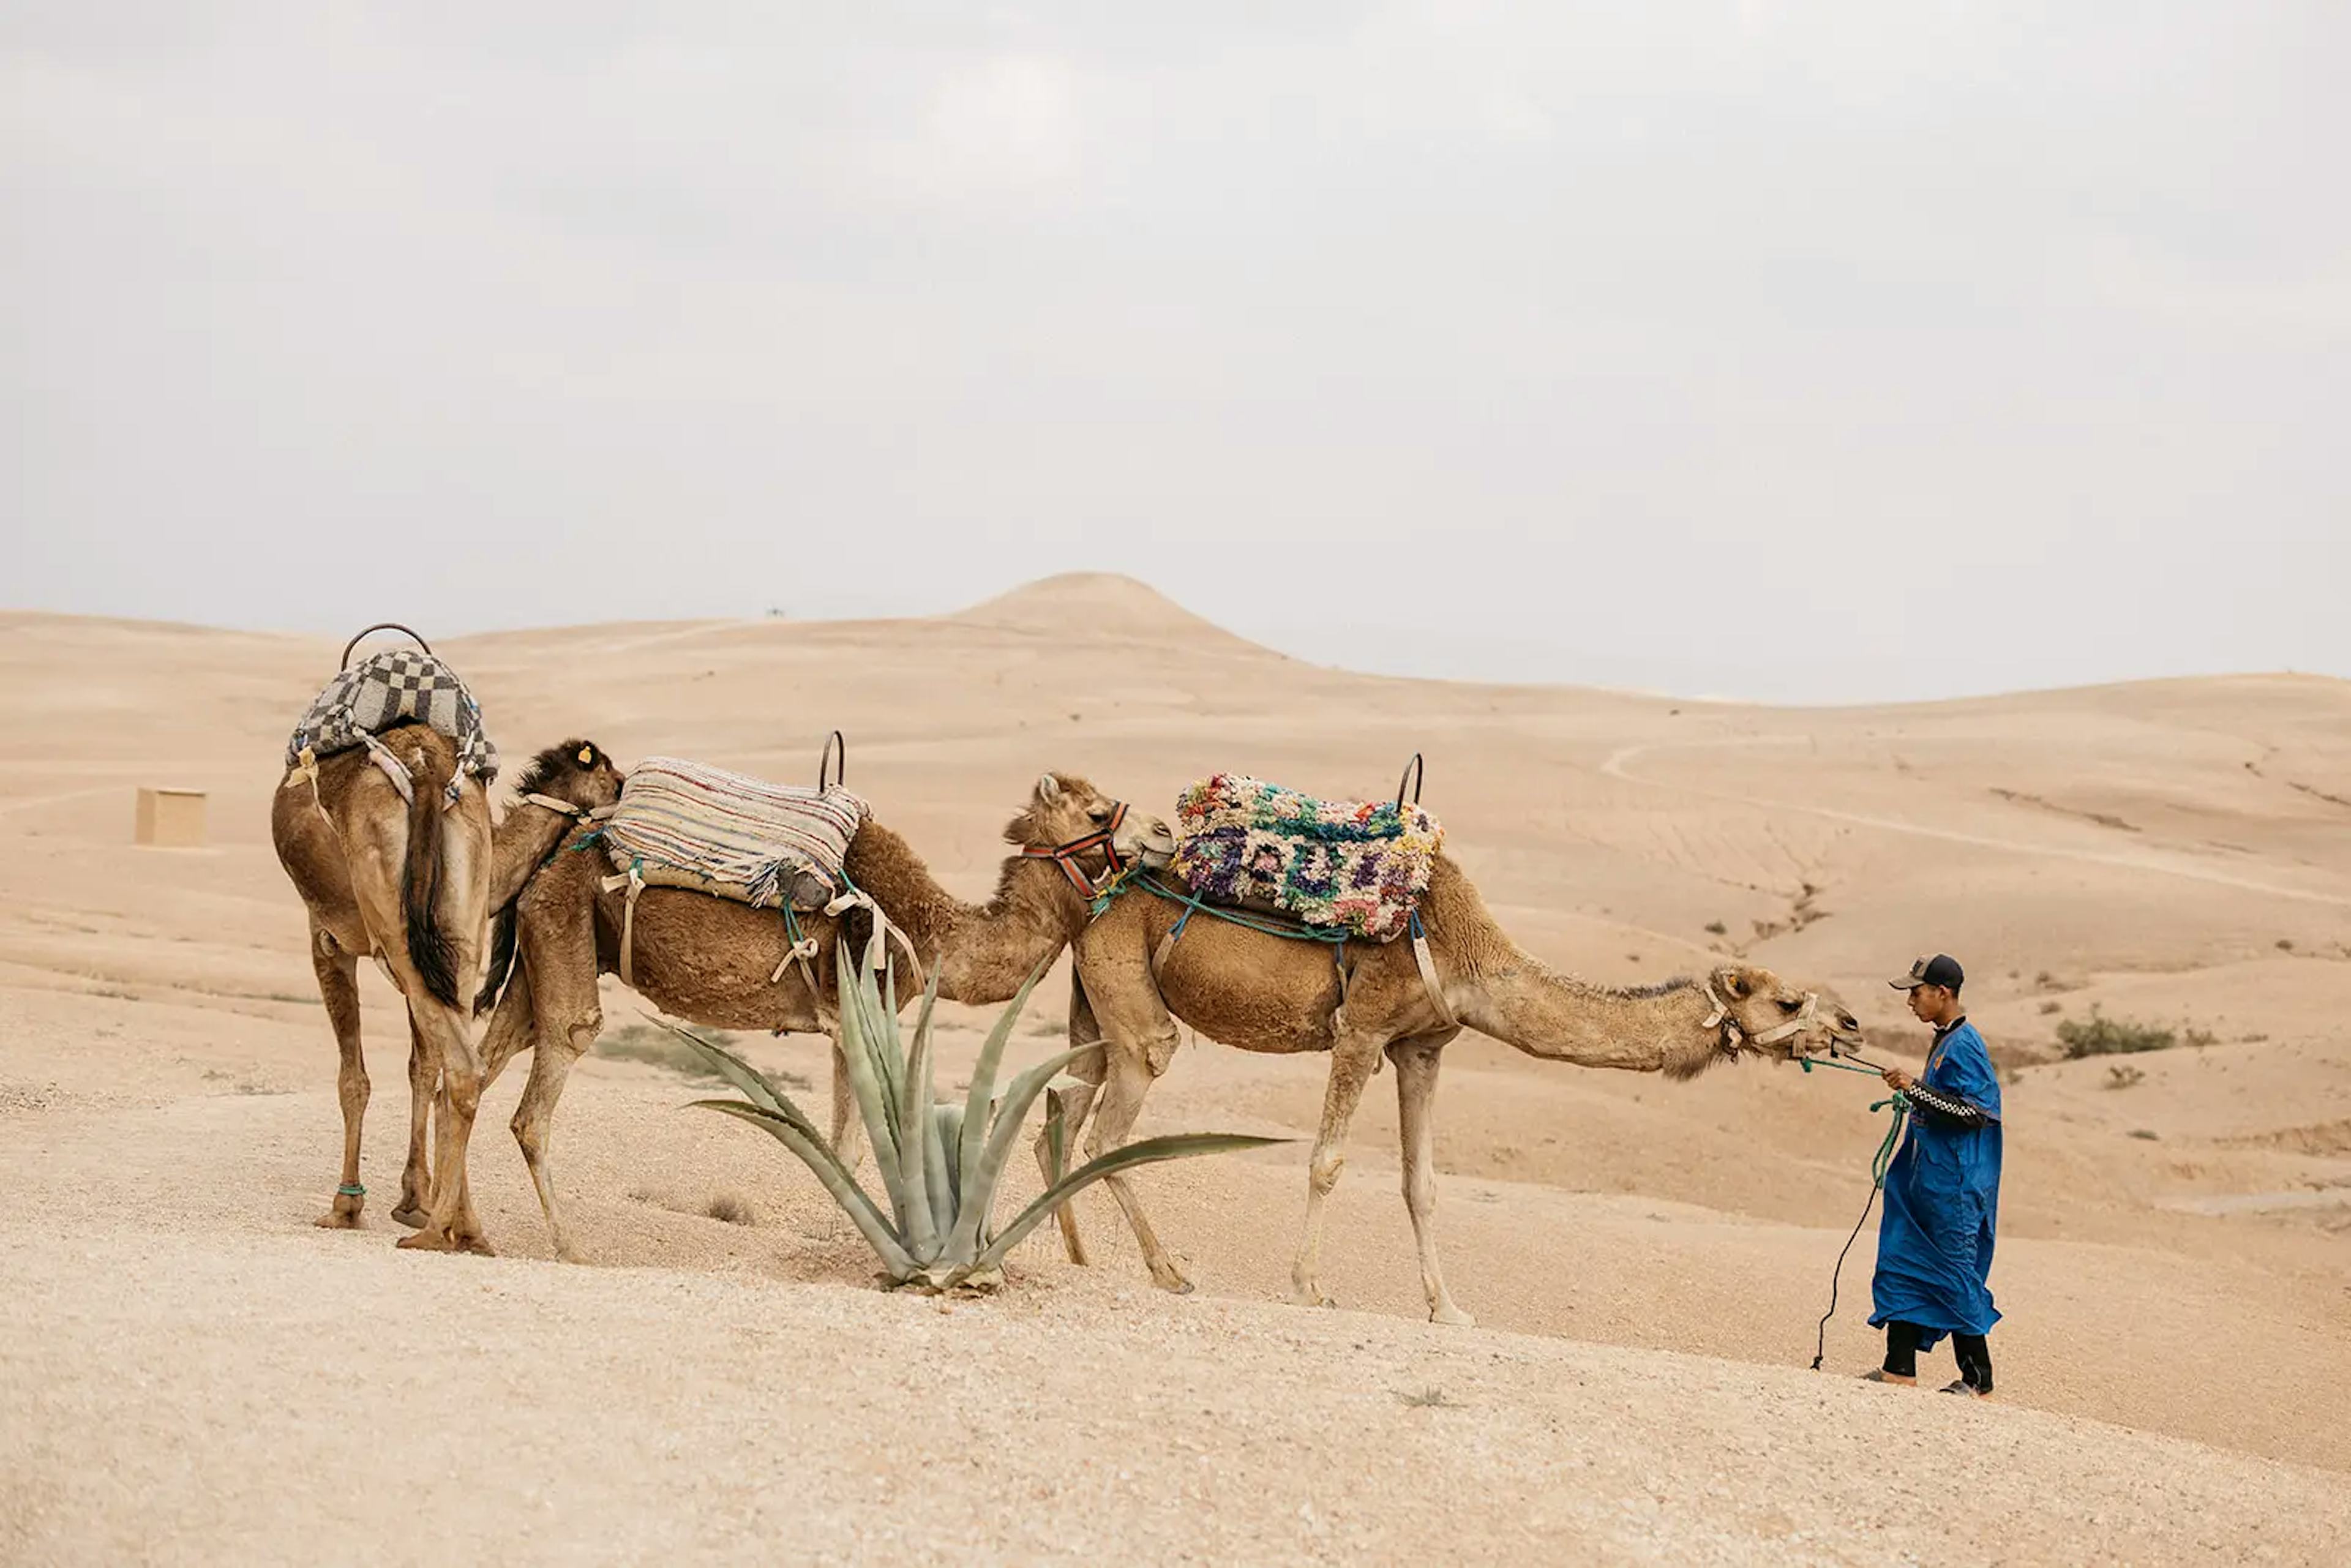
[1602,740,2351,909]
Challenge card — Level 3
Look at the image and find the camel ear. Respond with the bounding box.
[1036,772,1062,803]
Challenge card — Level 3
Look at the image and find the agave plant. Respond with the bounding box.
[659,947,1283,1292]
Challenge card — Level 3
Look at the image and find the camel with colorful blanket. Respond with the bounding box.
[1044,767,1867,1325]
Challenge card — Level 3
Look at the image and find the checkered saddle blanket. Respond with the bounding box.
[285,648,497,803]
[601,756,871,910]
[1171,773,1443,943]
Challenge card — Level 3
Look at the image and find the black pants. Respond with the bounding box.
[1884,1320,1993,1390]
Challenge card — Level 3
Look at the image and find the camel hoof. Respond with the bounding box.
[313,1206,362,1229]
[456,1234,497,1258]
[389,1204,429,1229]
[1292,1289,1338,1310]
[396,1228,456,1253]
[1431,1306,1476,1328]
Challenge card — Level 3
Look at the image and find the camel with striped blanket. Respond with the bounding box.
[472,768,1173,1261]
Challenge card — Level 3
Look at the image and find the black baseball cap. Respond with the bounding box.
[1889,954,1965,992]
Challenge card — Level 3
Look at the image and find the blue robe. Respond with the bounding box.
[1870,1019,2002,1346]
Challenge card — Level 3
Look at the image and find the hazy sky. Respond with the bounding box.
[5,3,2344,702]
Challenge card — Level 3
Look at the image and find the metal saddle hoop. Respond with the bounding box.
[818,730,847,792]
[339,622,435,670]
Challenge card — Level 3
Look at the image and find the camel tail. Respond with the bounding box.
[402,758,463,1010]
[474,900,517,1016]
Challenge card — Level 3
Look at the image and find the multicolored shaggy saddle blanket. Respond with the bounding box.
[284,648,497,806]
[1170,773,1442,943]
[601,756,871,911]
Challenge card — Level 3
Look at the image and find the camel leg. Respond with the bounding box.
[500,868,604,1258]
[512,1025,593,1264]
[1291,1030,1385,1310]
[1035,1048,1104,1266]
[829,1034,869,1177]
[1390,1032,1472,1326]
[1083,1030,1193,1294]
[309,928,371,1229]
[396,997,492,1256]
[1037,969,1108,1264]
[392,1008,435,1228]
[478,959,538,1092]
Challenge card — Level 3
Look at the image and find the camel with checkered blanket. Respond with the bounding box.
[271,722,504,1245]
[469,768,1174,1261]
[1046,856,1865,1324]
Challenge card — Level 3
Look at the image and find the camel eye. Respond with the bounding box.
[1088,808,1111,826]
[1777,997,1802,1013]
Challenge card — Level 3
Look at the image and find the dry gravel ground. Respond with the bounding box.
[5,1203,2347,1566]
[4,591,2350,1564]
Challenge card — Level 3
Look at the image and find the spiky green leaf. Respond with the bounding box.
[688,1099,918,1278]
[894,965,940,1262]
[945,1041,1094,1264]
[955,957,1054,1212]
[972,1133,1291,1273]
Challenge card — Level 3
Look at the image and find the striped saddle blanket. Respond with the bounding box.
[1171,773,1442,943]
[602,756,871,910]
[285,647,497,805]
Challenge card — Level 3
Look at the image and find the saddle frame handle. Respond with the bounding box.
[818,730,847,793]
[1395,751,1425,810]
[339,622,434,670]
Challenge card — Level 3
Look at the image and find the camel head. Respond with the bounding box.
[511,738,626,816]
[1005,771,1176,891]
[1703,964,1865,1065]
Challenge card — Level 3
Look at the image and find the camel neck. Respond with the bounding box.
[1457,957,1724,1078]
[490,800,590,914]
[841,822,1089,1005]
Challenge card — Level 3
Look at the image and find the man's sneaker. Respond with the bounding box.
[1859,1368,1916,1386]
[1939,1379,1992,1398]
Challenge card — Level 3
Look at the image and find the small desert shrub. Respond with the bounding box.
[2039,1000,2063,1015]
[2104,1063,2147,1090]
[2183,1027,2218,1049]
[1703,920,1728,936]
[2276,939,2294,951]
[705,1191,756,1226]
[669,949,1284,1292]
[1396,1386,1463,1409]
[2055,1007,2174,1059]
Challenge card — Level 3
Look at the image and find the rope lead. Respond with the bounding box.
[1809,1090,1910,1371]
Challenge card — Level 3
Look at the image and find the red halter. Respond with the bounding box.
[1021,801,1129,895]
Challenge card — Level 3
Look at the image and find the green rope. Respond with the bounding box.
[1809,1090,1910,1371]
[337,1182,366,1198]
[1797,1053,1883,1078]
[1092,870,1351,945]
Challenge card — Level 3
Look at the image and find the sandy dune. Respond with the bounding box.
[3,580,2347,1564]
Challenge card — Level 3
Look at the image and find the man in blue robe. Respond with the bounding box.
[1865,953,2003,1397]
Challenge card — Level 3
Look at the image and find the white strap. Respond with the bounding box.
[601,865,647,988]
[1410,929,1457,1030]
[521,792,613,823]
[820,887,926,996]
[360,732,415,806]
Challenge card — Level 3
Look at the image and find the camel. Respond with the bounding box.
[270,721,498,1245]
[469,767,1175,1261]
[1046,854,1865,1324]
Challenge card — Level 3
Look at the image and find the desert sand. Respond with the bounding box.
[2,577,2347,1564]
